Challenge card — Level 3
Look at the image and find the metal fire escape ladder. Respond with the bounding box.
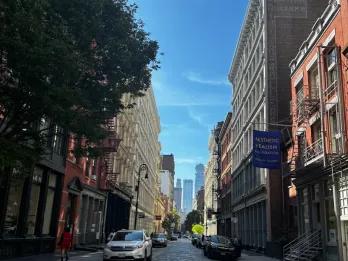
[104,117,120,187]
[283,230,322,261]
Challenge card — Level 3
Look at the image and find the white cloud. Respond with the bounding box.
[151,70,231,107]
[184,71,230,86]
[175,157,204,165]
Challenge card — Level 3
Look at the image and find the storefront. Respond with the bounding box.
[0,165,63,259]
[337,168,348,261]
[105,190,131,237]
[294,162,347,261]
[78,186,106,245]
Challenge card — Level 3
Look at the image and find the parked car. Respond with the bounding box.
[197,234,210,248]
[170,233,178,241]
[203,235,238,260]
[151,233,167,247]
[191,234,199,246]
[231,237,242,258]
[103,229,152,261]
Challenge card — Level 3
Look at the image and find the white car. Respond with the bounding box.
[104,230,152,261]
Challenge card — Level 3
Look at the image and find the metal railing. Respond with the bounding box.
[304,138,323,163]
[283,230,322,261]
[324,79,338,101]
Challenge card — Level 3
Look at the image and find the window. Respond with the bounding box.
[325,45,338,100]
[42,173,56,235]
[308,64,319,99]
[52,125,65,155]
[296,80,304,121]
[3,170,25,236]
[27,167,43,235]
[311,120,321,143]
[329,105,341,153]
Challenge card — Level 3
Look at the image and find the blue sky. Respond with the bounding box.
[134,0,247,183]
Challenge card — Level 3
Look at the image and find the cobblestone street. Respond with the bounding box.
[3,238,280,261]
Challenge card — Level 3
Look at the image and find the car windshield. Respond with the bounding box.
[113,231,143,241]
[153,233,165,238]
[216,235,231,244]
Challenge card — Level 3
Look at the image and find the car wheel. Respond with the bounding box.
[207,249,212,259]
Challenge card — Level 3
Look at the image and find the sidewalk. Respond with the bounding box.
[241,250,280,261]
[1,250,101,261]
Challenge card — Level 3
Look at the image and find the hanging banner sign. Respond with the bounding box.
[252,130,281,169]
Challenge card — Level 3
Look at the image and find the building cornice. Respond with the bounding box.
[289,0,341,75]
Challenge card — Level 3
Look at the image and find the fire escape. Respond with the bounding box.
[102,117,121,188]
[284,44,347,260]
[289,84,321,171]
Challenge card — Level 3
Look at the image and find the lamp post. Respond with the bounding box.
[133,163,149,230]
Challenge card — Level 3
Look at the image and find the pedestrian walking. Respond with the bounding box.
[59,227,73,261]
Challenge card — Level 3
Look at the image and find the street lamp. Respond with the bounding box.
[133,163,149,230]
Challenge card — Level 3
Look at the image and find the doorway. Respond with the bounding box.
[66,194,77,233]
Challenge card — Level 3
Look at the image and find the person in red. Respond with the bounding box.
[59,226,73,261]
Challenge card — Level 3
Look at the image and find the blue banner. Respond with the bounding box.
[252,130,281,169]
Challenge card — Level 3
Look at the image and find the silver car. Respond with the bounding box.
[104,230,152,261]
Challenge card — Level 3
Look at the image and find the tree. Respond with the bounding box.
[161,210,180,234]
[0,0,159,168]
[192,224,204,235]
[184,210,203,232]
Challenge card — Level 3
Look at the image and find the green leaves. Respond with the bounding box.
[184,210,203,232]
[192,224,204,235]
[0,0,159,162]
[161,210,181,233]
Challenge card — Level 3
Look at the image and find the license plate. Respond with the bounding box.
[118,253,126,257]
[221,252,226,255]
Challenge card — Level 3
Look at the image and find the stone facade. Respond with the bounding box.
[204,123,222,236]
[129,87,161,233]
[217,112,232,238]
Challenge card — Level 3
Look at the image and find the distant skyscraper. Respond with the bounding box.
[176,179,182,188]
[195,164,204,196]
[174,179,182,211]
[183,179,193,214]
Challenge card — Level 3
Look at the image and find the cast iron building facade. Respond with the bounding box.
[204,122,222,236]
[228,0,328,256]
